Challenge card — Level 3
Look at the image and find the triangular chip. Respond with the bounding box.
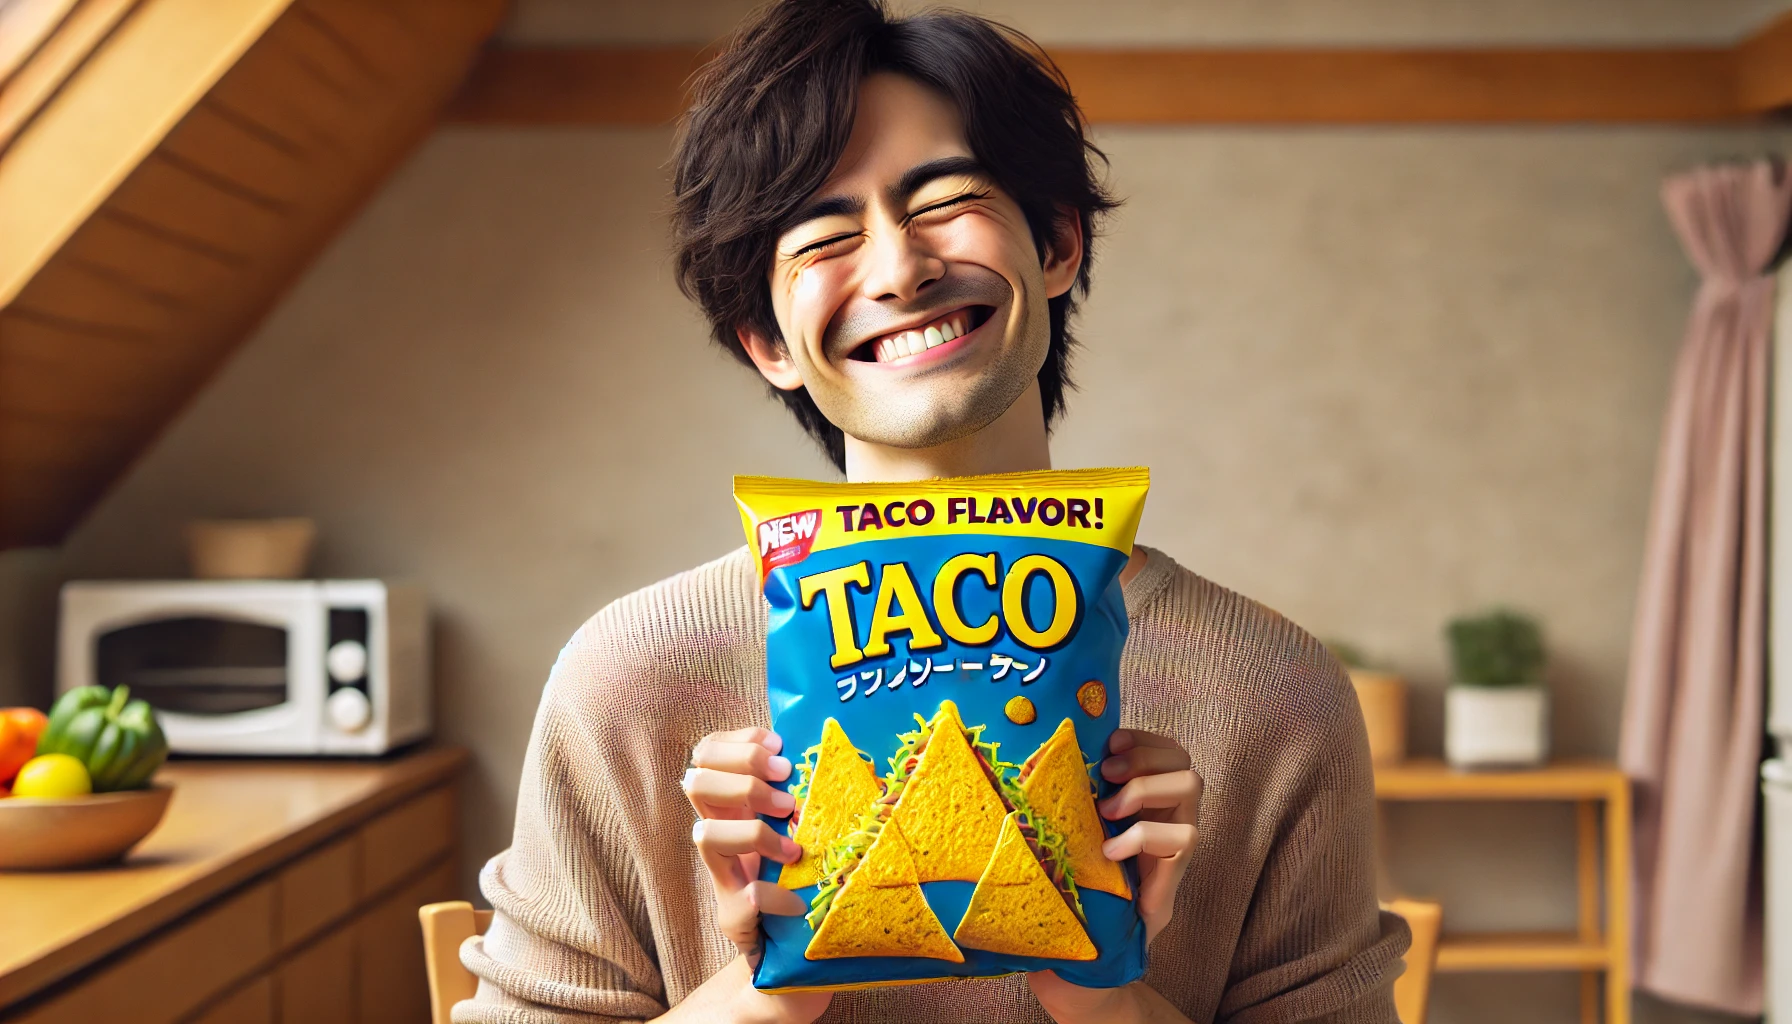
[890,700,1009,882]
[780,719,882,889]
[953,812,1098,961]
[1020,719,1130,899]
[804,821,964,962]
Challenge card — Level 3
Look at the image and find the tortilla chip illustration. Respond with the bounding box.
[781,718,883,889]
[954,812,1098,961]
[1019,719,1130,899]
[804,820,964,962]
[889,700,1009,882]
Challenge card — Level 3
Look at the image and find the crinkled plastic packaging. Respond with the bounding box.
[733,467,1151,992]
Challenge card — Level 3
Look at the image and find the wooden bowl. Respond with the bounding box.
[0,786,173,870]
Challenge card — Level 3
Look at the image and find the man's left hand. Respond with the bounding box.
[1026,729,1201,1024]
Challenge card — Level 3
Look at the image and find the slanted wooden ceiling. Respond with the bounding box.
[0,0,503,549]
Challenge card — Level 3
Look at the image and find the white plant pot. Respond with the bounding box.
[1445,685,1548,768]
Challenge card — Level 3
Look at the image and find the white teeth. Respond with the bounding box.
[871,313,977,363]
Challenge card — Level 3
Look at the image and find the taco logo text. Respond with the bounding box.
[798,554,1083,670]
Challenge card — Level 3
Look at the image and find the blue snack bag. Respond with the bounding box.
[733,467,1151,992]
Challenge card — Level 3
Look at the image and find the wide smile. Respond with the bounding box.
[847,305,996,368]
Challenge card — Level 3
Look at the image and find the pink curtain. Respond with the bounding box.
[1620,158,1792,1016]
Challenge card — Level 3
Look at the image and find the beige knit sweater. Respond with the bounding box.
[458,545,1408,1023]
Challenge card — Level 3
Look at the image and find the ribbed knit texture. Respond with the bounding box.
[457,546,1408,1023]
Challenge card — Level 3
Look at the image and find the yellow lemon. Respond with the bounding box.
[12,753,92,798]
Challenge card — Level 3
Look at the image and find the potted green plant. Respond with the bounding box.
[1444,609,1547,768]
[1326,640,1407,766]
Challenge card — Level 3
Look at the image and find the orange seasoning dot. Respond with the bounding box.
[1004,695,1037,725]
[1076,680,1108,718]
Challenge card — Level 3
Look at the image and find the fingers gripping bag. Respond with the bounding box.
[733,467,1151,993]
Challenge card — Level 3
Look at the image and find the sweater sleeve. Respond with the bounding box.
[454,633,672,1024]
[1214,643,1410,1024]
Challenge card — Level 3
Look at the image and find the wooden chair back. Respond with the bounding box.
[1383,898,1443,1024]
[420,900,492,1024]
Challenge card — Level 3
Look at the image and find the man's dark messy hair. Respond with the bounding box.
[671,0,1118,471]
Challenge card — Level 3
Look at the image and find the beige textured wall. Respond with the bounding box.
[2,3,1788,1023]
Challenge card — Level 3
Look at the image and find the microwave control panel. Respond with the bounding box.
[326,608,372,733]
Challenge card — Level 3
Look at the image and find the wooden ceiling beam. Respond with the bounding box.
[447,45,711,126]
[1736,12,1792,113]
[444,17,1792,127]
[1051,48,1737,124]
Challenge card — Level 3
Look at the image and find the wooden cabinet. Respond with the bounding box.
[354,860,457,1024]
[11,883,276,1024]
[192,976,274,1024]
[0,750,466,1024]
[275,833,360,950]
[277,923,356,1024]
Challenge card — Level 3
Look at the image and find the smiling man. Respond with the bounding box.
[458,2,1407,1023]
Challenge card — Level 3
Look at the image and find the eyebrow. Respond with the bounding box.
[783,155,988,235]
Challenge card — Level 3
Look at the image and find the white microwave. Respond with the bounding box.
[58,580,430,756]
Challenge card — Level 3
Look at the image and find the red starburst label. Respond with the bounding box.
[757,509,822,572]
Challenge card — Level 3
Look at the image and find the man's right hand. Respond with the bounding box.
[666,726,831,1024]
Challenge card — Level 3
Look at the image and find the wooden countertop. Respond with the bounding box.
[0,746,468,1010]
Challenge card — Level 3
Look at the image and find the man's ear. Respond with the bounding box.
[1041,205,1085,300]
[737,324,805,391]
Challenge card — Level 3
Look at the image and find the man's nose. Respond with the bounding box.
[860,226,944,304]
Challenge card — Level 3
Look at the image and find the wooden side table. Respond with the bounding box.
[1374,759,1631,1024]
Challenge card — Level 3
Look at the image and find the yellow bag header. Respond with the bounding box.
[734,467,1149,583]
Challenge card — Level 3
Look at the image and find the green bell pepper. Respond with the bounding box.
[37,685,168,792]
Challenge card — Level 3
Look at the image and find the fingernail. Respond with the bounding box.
[746,885,760,910]
[781,836,801,861]
[768,755,792,780]
[691,820,705,843]
[1096,798,1118,819]
[761,731,783,753]
[1100,758,1123,781]
[1101,838,1119,857]
[680,768,698,792]
[770,788,796,814]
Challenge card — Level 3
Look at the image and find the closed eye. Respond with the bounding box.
[793,232,860,257]
[903,190,989,226]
